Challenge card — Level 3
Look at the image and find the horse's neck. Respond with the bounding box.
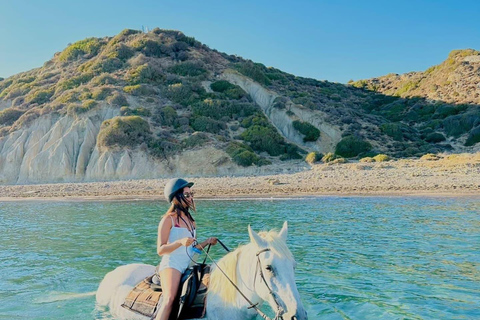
[207,245,264,320]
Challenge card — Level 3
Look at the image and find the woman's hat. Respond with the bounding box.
[164,178,194,202]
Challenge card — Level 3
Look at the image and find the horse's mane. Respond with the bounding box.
[209,229,294,305]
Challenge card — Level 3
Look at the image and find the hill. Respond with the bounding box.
[0,29,478,183]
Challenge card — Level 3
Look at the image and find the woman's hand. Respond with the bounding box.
[178,237,196,247]
[206,237,218,245]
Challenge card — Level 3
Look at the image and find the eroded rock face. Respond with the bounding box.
[0,106,246,184]
[221,70,342,153]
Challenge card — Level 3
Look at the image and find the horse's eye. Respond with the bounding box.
[265,265,274,273]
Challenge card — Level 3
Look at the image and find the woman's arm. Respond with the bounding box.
[157,215,195,256]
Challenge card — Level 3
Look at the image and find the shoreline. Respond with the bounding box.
[1,154,479,201]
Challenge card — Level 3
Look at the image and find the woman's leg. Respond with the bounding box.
[155,268,182,320]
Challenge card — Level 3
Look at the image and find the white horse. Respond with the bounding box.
[96,222,308,320]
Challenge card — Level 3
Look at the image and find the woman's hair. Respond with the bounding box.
[166,189,195,222]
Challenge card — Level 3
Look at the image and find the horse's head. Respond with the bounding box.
[248,222,308,320]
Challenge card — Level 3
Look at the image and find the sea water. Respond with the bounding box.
[0,196,479,319]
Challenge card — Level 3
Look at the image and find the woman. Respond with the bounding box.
[155,178,217,320]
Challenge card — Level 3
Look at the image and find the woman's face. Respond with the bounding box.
[182,187,194,205]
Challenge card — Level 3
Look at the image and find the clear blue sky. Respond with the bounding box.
[1,0,479,83]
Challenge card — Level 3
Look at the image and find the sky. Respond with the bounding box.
[0,0,479,84]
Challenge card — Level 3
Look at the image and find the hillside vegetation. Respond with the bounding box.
[0,29,479,172]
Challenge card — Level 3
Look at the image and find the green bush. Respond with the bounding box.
[335,136,372,158]
[380,123,403,141]
[0,108,24,125]
[28,89,54,104]
[190,116,225,134]
[164,83,204,106]
[120,106,151,117]
[225,141,270,167]
[241,114,270,128]
[168,62,207,77]
[211,80,235,92]
[92,87,112,100]
[292,120,320,142]
[373,154,391,162]
[132,39,166,58]
[192,100,257,120]
[233,61,271,86]
[106,43,134,61]
[126,64,165,85]
[155,106,177,127]
[123,84,156,96]
[443,112,480,137]
[97,116,151,148]
[240,125,285,156]
[183,132,210,148]
[57,73,94,91]
[424,132,446,143]
[88,57,124,74]
[92,74,118,86]
[322,152,338,163]
[58,38,104,61]
[465,126,480,146]
[67,100,96,115]
[305,152,323,164]
[107,92,128,106]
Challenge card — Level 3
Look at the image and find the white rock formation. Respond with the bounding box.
[221,70,342,154]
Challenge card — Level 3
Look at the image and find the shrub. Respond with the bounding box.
[88,57,124,74]
[97,116,151,149]
[168,62,207,77]
[211,80,235,92]
[183,132,210,148]
[292,120,320,142]
[131,39,166,58]
[359,157,375,163]
[92,74,118,86]
[322,152,338,163]
[190,116,225,134]
[67,100,96,115]
[92,87,112,100]
[233,61,271,86]
[335,136,372,158]
[58,38,104,61]
[240,125,285,156]
[123,84,156,96]
[373,154,391,162]
[305,152,323,164]
[164,83,204,106]
[107,92,128,106]
[120,106,151,117]
[154,106,177,127]
[424,132,446,143]
[192,100,257,120]
[465,126,480,146]
[380,123,403,141]
[420,153,440,161]
[57,73,94,91]
[27,89,54,104]
[0,108,24,125]
[225,141,270,167]
[443,111,480,137]
[241,114,270,128]
[126,64,165,85]
[106,43,134,61]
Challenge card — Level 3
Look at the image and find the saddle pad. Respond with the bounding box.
[121,275,162,318]
[121,269,210,320]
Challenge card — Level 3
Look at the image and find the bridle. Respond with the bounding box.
[201,243,285,320]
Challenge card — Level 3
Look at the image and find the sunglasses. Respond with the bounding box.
[183,192,195,198]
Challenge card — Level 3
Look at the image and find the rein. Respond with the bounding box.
[200,242,285,320]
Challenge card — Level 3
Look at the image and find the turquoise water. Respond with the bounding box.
[0,197,479,319]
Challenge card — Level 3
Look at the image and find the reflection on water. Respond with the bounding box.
[0,197,479,319]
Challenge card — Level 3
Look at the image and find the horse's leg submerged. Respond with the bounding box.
[96,263,156,319]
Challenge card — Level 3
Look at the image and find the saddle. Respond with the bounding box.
[121,264,210,320]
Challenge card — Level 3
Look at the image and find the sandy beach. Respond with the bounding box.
[1,153,479,201]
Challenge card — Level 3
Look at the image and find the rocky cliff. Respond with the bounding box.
[0,29,479,184]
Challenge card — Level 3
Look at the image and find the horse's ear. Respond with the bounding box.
[278,221,288,242]
[248,225,267,248]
